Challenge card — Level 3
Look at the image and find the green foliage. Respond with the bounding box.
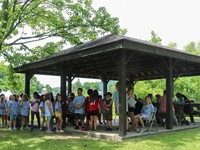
[0,0,126,67]
[184,41,200,55]
[149,31,162,44]
[0,60,53,95]
[167,42,177,49]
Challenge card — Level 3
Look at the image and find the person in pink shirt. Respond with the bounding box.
[31,92,40,131]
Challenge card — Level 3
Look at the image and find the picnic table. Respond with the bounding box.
[174,103,200,123]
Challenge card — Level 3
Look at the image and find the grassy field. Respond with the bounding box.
[0,127,200,150]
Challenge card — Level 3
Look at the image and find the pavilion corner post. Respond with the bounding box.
[118,50,127,137]
[165,58,174,129]
[25,72,34,98]
[60,64,67,128]
[67,73,72,95]
[101,76,109,98]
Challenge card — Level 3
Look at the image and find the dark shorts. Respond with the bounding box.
[74,113,85,120]
[128,107,135,112]
[89,110,99,116]
[104,112,112,120]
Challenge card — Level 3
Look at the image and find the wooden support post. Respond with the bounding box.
[25,72,34,98]
[68,73,72,95]
[60,64,67,128]
[165,58,174,129]
[118,50,127,137]
[101,76,109,99]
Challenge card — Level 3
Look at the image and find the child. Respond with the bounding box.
[73,88,85,130]
[39,94,45,131]
[44,93,54,133]
[20,94,30,130]
[104,92,113,131]
[126,88,138,132]
[134,96,154,133]
[85,89,93,129]
[68,93,75,125]
[7,95,19,130]
[89,90,101,132]
[55,94,64,133]
[31,92,40,131]
[0,97,6,127]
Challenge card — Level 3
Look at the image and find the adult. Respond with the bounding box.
[176,93,194,123]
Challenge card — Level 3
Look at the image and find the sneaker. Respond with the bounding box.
[134,128,141,133]
[126,130,130,133]
[105,128,109,131]
[13,127,17,130]
[93,130,96,132]
[46,130,54,134]
[20,127,23,131]
[59,130,64,133]
[56,130,60,133]
[74,126,79,130]
[140,128,146,133]
[9,127,12,131]
[39,128,43,132]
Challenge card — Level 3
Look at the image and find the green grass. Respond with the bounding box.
[0,127,200,150]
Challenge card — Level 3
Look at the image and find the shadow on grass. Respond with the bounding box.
[1,128,200,150]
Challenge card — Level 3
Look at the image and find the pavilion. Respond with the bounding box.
[15,34,200,137]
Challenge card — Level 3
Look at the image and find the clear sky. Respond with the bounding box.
[30,0,200,87]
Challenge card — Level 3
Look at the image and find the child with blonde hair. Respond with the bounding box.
[55,94,64,133]
[134,96,154,133]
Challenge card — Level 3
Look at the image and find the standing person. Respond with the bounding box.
[134,96,154,133]
[7,95,19,130]
[104,92,113,131]
[19,94,30,130]
[68,93,75,125]
[112,82,119,115]
[126,88,138,132]
[89,90,101,132]
[0,97,6,127]
[73,88,85,130]
[1,94,8,126]
[31,92,40,131]
[45,93,54,133]
[50,92,55,131]
[55,94,64,133]
[84,89,93,129]
[97,95,103,124]
[39,94,46,131]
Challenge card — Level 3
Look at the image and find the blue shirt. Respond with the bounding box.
[20,101,30,116]
[8,100,19,115]
[55,101,62,112]
[39,101,45,116]
[0,102,6,115]
[141,104,154,116]
[45,100,54,117]
[69,101,75,113]
[73,95,85,114]
[112,91,119,113]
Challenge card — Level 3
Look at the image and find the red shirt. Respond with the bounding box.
[89,99,100,112]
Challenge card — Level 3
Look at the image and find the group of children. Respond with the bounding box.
[71,85,155,133]
[0,92,64,133]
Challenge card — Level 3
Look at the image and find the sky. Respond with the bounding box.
[19,0,200,87]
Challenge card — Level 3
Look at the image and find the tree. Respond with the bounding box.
[0,0,126,67]
[149,31,162,44]
[184,41,200,55]
[167,42,177,49]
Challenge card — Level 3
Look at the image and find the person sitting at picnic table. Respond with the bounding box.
[134,96,154,133]
[158,90,178,126]
[176,92,194,123]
